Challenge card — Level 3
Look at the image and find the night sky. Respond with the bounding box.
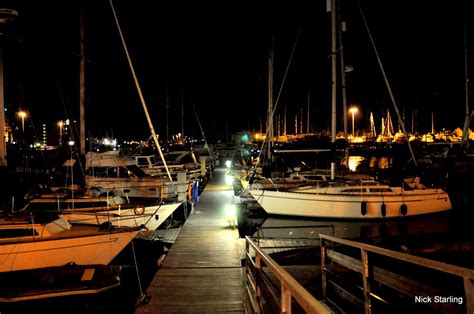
[1,0,473,142]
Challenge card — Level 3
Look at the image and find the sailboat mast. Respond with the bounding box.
[79,10,86,155]
[266,43,274,161]
[277,114,280,137]
[357,1,417,166]
[330,0,337,180]
[306,92,310,134]
[165,76,169,141]
[300,107,303,134]
[294,115,298,134]
[370,112,376,137]
[462,20,471,143]
[110,0,172,182]
[181,81,184,140]
[337,1,348,138]
[0,9,18,166]
[0,47,5,166]
[431,112,435,134]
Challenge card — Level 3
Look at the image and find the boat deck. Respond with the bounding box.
[135,168,245,313]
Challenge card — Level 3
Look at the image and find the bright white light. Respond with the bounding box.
[225,160,232,168]
[225,204,236,217]
[348,156,364,172]
[224,204,238,228]
[68,140,75,146]
[225,175,234,185]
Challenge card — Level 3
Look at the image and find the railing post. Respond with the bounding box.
[464,277,474,314]
[361,249,372,314]
[255,254,262,310]
[244,239,249,279]
[281,284,292,314]
[320,238,327,302]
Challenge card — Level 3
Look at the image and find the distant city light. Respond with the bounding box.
[17,111,27,132]
[348,156,364,172]
[349,106,359,138]
[102,138,117,147]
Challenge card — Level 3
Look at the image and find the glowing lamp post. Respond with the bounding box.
[58,120,64,146]
[349,107,358,138]
[18,111,27,132]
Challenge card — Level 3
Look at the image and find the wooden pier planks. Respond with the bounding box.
[136,169,245,313]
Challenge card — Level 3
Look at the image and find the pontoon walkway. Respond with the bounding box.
[135,168,245,313]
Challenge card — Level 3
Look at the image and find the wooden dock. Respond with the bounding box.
[136,168,245,313]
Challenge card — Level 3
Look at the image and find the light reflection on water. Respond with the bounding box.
[347,155,393,172]
[250,214,452,241]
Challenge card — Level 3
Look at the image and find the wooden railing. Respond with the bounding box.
[320,234,474,314]
[244,236,331,313]
[254,224,334,245]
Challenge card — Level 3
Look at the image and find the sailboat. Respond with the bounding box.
[376,109,395,142]
[0,214,140,272]
[24,188,182,231]
[246,0,452,219]
[77,2,199,213]
[249,178,451,219]
[84,150,189,202]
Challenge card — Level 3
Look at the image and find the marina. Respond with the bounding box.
[0,1,474,313]
[2,164,474,313]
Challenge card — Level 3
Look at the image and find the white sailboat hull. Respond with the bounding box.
[64,202,182,230]
[249,188,451,219]
[0,229,139,272]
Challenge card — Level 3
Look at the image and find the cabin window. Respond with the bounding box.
[0,228,39,238]
[341,188,367,193]
[305,175,325,181]
[180,154,196,164]
[361,181,379,186]
[117,167,131,178]
[126,165,146,178]
[137,158,149,166]
[369,188,393,193]
[149,156,158,165]
[86,167,120,178]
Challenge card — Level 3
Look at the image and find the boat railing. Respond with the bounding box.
[319,234,474,314]
[266,177,279,192]
[244,236,332,313]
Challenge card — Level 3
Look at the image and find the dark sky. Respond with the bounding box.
[1,0,473,142]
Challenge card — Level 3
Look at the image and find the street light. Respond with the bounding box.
[349,107,358,138]
[18,111,27,132]
[58,120,64,146]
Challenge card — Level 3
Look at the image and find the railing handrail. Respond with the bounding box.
[319,234,474,279]
[245,236,331,313]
